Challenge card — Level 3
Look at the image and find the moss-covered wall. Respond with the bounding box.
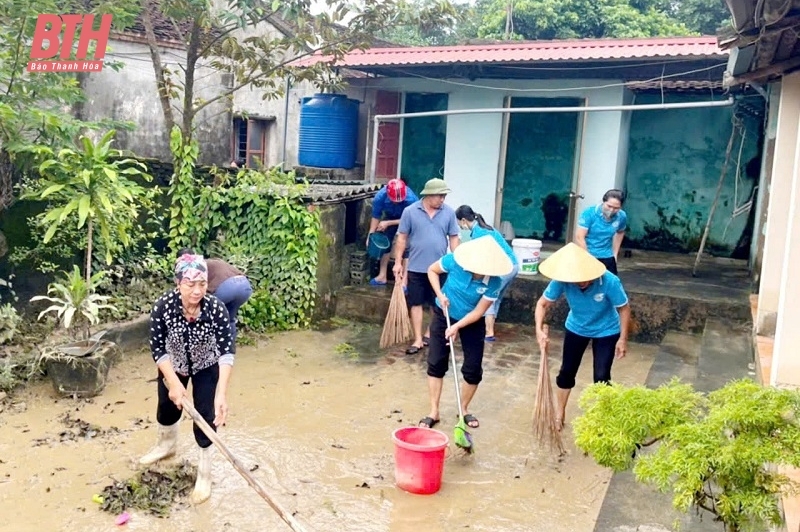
[314,203,347,320]
[400,93,448,195]
[624,93,763,257]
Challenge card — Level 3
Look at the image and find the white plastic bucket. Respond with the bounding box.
[512,239,543,275]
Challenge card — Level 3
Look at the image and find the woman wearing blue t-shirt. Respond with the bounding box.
[575,189,627,275]
[455,205,520,342]
[534,243,631,430]
[417,236,513,429]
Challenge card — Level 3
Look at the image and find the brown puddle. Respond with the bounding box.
[0,323,657,532]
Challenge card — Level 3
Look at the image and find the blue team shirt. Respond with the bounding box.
[470,225,518,267]
[543,271,628,338]
[435,253,502,321]
[578,205,627,259]
[371,187,419,220]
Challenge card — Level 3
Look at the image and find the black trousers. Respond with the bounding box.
[427,306,485,385]
[156,364,218,448]
[555,329,620,390]
[597,256,618,275]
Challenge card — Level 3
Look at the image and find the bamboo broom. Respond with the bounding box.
[379,282,413,348]
[532,325,565,454]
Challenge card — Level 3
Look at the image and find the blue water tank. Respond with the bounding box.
[298,93,359,169]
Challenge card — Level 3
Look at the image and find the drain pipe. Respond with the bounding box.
[280,77,291,171]
[367,97,735,183]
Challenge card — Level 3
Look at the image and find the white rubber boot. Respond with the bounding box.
[191,445,213,504]
[138,423,179,465]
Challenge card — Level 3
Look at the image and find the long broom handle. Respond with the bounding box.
[539,324,549,358]
[180,397,310,532]
[443,307,465,419]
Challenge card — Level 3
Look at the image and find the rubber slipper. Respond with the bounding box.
[484,336,496,342]
[369,278,387,286]
[463,414,480,428]
[422,336,430,346]
[418,416,440,428]
[405,346,422,355]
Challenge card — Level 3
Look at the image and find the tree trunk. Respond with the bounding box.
[180,20,202,144]
[85,219,93,283]
[0,148,14,214]
[141,0,176,134]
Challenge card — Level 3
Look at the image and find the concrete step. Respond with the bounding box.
[695,317,754,393]
[334,279,752,344]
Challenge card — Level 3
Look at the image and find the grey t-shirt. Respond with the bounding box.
[397,200,460,273]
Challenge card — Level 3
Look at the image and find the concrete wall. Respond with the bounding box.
[83,39,230,165]
[348,77,630,238]
[767,72,800,386]
[623,93,761,255]
[758,73,800,338]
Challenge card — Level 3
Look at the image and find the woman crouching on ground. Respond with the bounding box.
[418,235,513,429]
[139,253,234,505]
[534,243,630,430]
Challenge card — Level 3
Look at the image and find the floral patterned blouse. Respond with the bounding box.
[149,289,234,376]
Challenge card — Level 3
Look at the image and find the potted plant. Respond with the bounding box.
[31,266,119,397]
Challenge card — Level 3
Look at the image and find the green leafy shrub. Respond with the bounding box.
[21,130,152,280]
[167,127,320,332]
[0,276,20,345]
[575,378,800,532]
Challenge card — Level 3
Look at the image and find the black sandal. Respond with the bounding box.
[419,417,440,428]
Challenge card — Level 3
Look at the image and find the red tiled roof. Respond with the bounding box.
[315,37,725,67]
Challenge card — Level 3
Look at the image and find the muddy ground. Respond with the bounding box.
[0,322,659,532]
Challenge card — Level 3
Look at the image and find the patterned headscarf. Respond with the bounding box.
[174,254,208,283]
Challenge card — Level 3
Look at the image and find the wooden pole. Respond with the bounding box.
[181,398,310,532]
[692,118,738,277]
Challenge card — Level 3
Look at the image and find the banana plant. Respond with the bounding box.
[30,266,116,341]
[23,130,152,282]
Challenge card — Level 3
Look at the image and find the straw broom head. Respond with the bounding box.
[532,325,565,454]
[379,283,413,349]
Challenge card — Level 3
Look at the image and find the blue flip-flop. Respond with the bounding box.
[484,336,496,342]
[369,278,387,286]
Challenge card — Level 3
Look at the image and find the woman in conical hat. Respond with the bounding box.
[455,205,520,342]
[417,235,513,429]
[534,243,631,430]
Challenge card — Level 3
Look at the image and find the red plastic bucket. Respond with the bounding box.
[392,426,449,495]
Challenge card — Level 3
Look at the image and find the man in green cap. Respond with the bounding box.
[393,178,460,354]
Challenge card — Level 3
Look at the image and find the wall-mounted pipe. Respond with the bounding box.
[367,97,736,182]
[280,77,291,171]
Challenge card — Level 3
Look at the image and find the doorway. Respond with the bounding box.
[498,97,584,243]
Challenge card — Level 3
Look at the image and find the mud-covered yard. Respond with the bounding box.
[0,323,662,532]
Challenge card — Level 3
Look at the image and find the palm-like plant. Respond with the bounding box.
[30,266,116,341]
[23,130,152,282]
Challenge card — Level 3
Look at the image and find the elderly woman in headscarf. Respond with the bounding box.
[138,253,234,505]
[534,243,630,431]
[418,235,513,430]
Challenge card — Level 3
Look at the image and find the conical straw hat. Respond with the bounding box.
[538,242,607,283]
[453,235,513,277]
